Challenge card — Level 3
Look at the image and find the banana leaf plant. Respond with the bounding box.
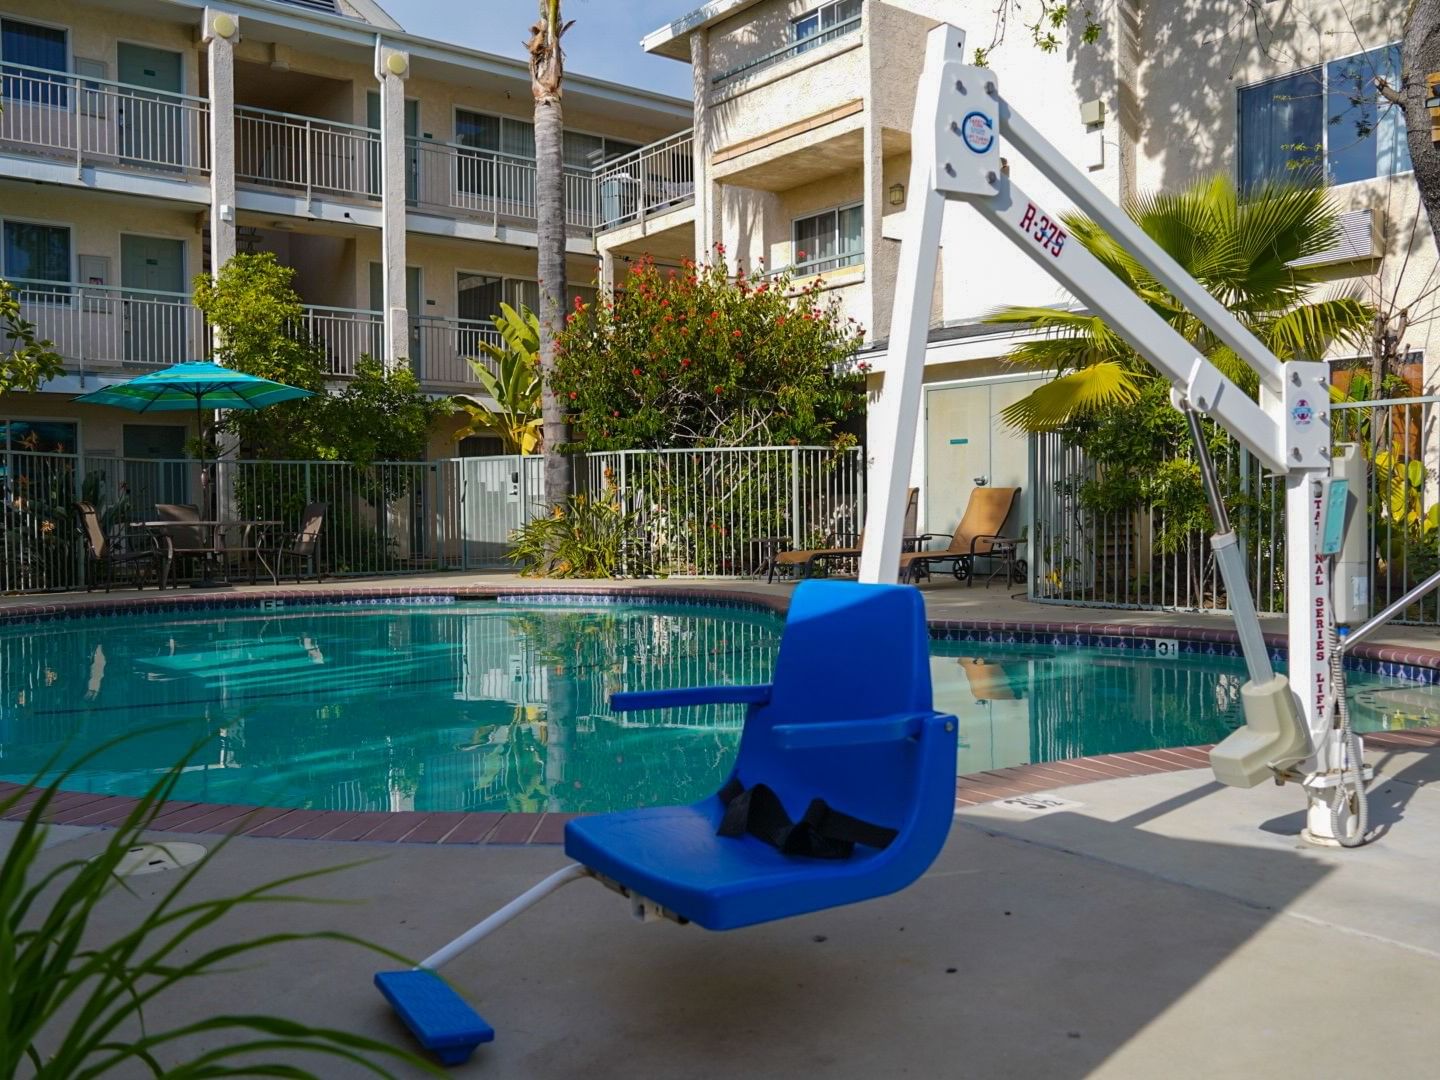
[454,302,543,455]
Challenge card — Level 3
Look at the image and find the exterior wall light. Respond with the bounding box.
[888,182,905,206]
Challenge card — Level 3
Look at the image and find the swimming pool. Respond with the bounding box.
[1,598,1434,813]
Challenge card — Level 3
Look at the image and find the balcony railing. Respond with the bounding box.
[711,15,863,85]
[408,315,502,390]
[408,137,597,231]
[593,129,695,231]
[0,61,210,175]
[300,306,384,377]
[5,278,204,372]
[235,105,379,201]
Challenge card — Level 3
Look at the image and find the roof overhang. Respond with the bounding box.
[642,0,766,61]
[147,0,691,119]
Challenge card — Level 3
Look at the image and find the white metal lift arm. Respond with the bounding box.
[964,173,1286,472]
[996,102,1287,396]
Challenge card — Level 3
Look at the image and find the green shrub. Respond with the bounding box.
[508,493,641,578]
[0,740,441,1078]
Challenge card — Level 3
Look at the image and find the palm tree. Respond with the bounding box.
[527,0,574,504]
[991,177,1375,431]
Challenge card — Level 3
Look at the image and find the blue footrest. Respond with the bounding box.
[375,969,495,1066]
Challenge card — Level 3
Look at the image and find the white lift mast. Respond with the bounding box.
[861,24,1366,845]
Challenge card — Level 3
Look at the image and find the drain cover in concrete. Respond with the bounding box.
[111,842,208,876]
[991,793,1085,816]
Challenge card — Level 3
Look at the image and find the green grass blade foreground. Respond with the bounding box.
[0,734,445,1079]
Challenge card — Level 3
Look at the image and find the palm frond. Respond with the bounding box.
[999,362,1147,431]
[1259,295,1374,359]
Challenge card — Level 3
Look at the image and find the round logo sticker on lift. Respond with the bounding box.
[961,110,995,154]
[1292,399,1314,427]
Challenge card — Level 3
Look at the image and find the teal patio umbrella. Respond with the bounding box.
[74,361,314,508]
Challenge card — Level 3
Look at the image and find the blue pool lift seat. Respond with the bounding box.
[566,579,959,930]
[377,580,959,1064]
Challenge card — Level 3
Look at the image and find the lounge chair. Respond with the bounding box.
[76,503,169,591]
[275,502,326,583]
[899,486,1020,585]
[375,580,959,1064]
[770,487,918,582]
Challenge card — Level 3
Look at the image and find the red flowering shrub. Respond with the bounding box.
[551,252,865,451]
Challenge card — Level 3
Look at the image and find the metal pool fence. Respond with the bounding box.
[582,446,865,577]
[1,445,863,592]
[0,451,545,592]
[1029,395,1440,625]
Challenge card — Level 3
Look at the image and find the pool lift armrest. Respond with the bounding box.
[611,684,773,713]
[772,712,935,750]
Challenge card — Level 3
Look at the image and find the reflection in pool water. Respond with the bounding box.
[0,601,1433,814]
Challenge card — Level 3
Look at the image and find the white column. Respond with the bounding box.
[598,250,617,295]
[689,29,710,262]
[202,10,239,290]
[375,43,410,369]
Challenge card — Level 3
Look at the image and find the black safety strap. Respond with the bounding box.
[717,777,898,860]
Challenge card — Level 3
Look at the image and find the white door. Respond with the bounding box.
[923,376,1045,536]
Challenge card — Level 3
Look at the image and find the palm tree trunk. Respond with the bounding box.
[530,0,572,505]
[1401,1,1440,254]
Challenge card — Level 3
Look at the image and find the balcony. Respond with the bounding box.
[7,278,204,373]
[710,14,862,86]
[235,106,379,202]
[407,138,597,233]
[301,306,384,377]
[593,129,695,232]
[408,316,502,391]
[0,62,209,177]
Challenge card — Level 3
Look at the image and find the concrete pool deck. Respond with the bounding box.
[5,745,1437,1078]
[4,573,1439,1075]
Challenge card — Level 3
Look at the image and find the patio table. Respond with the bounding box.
[131,520,283,586]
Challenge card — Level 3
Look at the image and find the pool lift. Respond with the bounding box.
[374,24,1388,1065]
[858,23,1375,849]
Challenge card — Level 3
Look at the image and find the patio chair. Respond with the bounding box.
[154,503,215,586]
[76,503,169,592]
[899,486,1020,585]
[275,502,326,583]
[770,488,918,582]
[375,580,958,1064]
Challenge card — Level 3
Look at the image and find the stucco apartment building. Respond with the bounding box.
[624,0,1431,541]
[0,0,690,462]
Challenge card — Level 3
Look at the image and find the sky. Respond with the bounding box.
[383,0,696,99]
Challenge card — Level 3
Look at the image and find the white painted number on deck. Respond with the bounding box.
[1018,203,1067,257]
[994,793,1084,815]
[1154,638,1180,659]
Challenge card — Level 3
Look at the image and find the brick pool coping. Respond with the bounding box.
[3,582,1439,844]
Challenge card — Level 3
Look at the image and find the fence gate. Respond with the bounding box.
[454,455,544,569]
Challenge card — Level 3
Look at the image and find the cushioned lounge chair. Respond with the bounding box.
[899,486,1020,585]
[770,487,918,582]
[375,579,959,1064]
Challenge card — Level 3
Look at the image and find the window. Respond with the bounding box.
[1,419,78,454]
[456,110,535,160]
[562,131,642,169]
[794,0,861,51]
[457,273,593,327]
[793,204,863,275]
[455,111,537,198]
[1238,44,1411,188]
[2,220,71,300]
[0,18,69,106]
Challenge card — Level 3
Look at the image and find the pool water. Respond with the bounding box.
[1,600,1434,814]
